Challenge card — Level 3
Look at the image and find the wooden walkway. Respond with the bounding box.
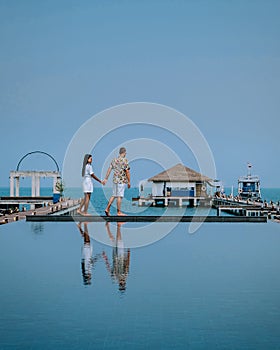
[213,197,280,219]
[213,197,279,211]
[0,199,80,225]
[2,195,277,225]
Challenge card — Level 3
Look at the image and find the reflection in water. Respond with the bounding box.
[77,221,131,291]
[31,222,44,235]
[103,222,131,293]
[77,222,99,286]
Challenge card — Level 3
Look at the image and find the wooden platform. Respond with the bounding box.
[0,200,80,225]
[0,196,53,201]
[26,215,267,223]
[137,196,208,207]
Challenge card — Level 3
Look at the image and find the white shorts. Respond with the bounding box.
[112,183,125,197]
[83,177,93,193]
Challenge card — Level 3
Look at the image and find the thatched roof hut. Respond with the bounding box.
[148,163,212,183]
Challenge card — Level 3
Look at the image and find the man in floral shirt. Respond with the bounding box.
[104,147,130,216]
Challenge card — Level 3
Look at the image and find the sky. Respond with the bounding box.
[0,0,280,189]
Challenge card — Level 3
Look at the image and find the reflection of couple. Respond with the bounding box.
[77,147,131,216]
[77,222,99,285]
[102,222,130,292]
[77,222,131,291]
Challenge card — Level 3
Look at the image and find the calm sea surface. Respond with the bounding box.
[1,188,280,349]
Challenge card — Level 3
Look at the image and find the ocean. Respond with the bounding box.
[1,187,280,215]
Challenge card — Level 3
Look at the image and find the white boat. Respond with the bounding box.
[238,163,261,199]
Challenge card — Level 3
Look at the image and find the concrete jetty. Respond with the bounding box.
[26,214,267,223]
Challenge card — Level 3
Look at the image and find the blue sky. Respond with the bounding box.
[1,0,280,188]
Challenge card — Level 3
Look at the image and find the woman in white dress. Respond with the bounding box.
[77,154,104,215]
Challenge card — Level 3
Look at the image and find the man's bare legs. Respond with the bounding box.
[105,196,115,216]
[117,196,126,216]
[105,196,126,216]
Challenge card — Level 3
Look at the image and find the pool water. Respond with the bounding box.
[0,220,280,349]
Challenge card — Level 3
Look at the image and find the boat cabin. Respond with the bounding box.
[238,163,261,199]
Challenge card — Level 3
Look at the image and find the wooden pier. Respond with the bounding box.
[216,206,265,217]
[0,198,80,225]
[213,197,280,219]
[2,195,279,225]
[137,196,210,207]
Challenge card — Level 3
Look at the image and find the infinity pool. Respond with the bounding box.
[0,220,280,349]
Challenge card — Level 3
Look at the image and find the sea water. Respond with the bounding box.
[1,187,280,216]
[0,217,280,349]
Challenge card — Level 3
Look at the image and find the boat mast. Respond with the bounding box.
[247,162,252,178]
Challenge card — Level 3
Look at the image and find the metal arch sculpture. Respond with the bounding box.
[16,151,60,172]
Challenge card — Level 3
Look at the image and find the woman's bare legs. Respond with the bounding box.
[83,193,91,215]
[105,196,116,216]
[78,193,91,215]
[77,195,86,214]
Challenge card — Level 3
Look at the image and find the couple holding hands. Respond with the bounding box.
[77,147,130,216]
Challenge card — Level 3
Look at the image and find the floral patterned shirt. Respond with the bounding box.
[111,156,130,184]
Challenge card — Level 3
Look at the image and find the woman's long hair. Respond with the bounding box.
[82,154,92,177]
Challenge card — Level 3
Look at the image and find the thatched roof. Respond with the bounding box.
[148,163,212,183]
